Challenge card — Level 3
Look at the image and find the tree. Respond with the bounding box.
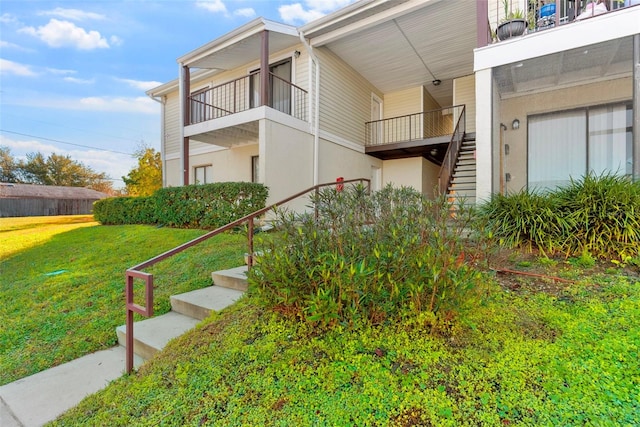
[0,146,19,182]
[18,152,113,192]
[122,147,162,196]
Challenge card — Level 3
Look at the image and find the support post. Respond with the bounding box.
[634,34,640,181]
[182,65,191,185]
[260,30,269,107]
[476,0,489,48]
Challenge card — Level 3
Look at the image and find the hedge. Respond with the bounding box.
[94,182,268,229]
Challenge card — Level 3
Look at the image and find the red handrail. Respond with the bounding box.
[125,178,370,373]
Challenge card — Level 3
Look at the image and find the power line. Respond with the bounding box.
[0,129,134,156]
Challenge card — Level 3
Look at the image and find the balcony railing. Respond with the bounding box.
[188,72,308,125]
[496,0,635,38]
[365,105,465,147]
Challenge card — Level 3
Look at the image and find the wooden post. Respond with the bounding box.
[260,30,269,107]
[183,65,190,185]
[476,0,489,47]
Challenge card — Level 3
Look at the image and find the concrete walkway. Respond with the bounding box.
[0,346,131,427]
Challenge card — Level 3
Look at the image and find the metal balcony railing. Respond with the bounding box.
[188,72,308,125]
[365,105,465,147]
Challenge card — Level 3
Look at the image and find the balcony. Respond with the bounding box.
[364,105,465,163]
[188,72,308,125]
[494,0,637,42]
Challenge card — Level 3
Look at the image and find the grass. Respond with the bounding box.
[52,254,640,426]
[0,216,247,385]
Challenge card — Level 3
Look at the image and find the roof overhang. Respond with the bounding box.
[302,0,478,105]
[178,17,300,70]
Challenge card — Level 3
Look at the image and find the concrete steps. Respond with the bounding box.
[116,266,247,364]
[448,140,476,205]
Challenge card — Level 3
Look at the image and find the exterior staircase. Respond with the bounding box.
[447,138,476,205]
[116,266,248,366]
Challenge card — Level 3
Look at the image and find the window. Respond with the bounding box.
[251,156,259,183]
[194,165,212,184]
[528,102,632,191]
[190,88,209,123]
[250,59,292,114]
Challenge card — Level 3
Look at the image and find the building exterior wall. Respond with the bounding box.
[317,139,382,185]
[260,119,314,208]
[317,47,382,146]
[453,75,476,133]
[498,76,632,192]
[384,87,423,118]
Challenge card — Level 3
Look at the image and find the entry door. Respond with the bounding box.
[250,59,291,114]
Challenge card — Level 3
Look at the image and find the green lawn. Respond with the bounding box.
[53,257,640,426]
[0,216,247,385]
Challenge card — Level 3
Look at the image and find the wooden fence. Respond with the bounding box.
[0,198,98,217]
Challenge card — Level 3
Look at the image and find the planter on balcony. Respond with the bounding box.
[497,19,527,41]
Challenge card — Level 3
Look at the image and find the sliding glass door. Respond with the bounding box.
[528,102,632,192]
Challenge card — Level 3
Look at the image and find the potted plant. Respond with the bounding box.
[497,0,527,41]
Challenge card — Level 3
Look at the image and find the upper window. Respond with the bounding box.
[528,102,632,191]
[250,59,292,115]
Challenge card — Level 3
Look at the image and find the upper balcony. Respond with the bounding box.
[188,71,307,125]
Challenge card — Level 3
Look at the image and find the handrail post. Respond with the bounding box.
[247,218,254,269]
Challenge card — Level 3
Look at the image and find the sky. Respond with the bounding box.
[0,0,354,188]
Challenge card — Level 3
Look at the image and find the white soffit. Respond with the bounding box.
[317,0,476,102]
[179,18,299,70]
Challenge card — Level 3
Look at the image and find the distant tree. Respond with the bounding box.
[122,147,162,196]
[0,146,19,182]
[18,152,113,192]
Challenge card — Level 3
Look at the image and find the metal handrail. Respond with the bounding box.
[125,177,370,373]
[364,105,465,147]
[438,105,466,195]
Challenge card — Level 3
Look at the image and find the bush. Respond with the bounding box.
[94,182,268,229]
[480,173,640,259]
[249,185,484,329]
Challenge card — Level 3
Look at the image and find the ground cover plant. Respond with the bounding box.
[53,257,640,426]
[0,216,246,385]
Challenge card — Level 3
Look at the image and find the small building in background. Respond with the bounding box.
[0,183,109,217]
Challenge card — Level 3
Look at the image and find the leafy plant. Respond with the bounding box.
[249,185,486,329]
[501,0,525,22]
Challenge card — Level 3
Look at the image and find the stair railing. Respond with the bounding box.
[124,178,370,373]
[438,106,466,195]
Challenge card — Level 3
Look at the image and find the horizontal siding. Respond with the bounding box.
[164,92,181,156]
[317,47,380,145]
[453,75,476,133]
[384,87,422,119]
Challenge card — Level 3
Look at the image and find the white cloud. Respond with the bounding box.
[279,0,355,24]
[109,35,123,46]
[116,78,164,91]
[0,13,18,24]
[0,58,37,76]
[0,40,32,52]
[64,76,95,84]
[234,8,256,18]
[19,19,110,50]
[39,8,105,21]
[78,96,158,114]
[196,0,228,13]
[279,3,324,24]
[46,67,76,75]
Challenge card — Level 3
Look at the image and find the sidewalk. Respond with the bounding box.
[0,346,132,427]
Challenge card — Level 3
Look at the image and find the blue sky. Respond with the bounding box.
[0,0,353,188]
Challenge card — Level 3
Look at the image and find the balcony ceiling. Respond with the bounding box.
[308,0,478,107]
[494,36,634,97]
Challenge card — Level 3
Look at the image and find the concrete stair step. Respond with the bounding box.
[453,170,476,177]
[211,266,249,291]
[451,177,476,184]
[116,312,200,360]
[170,286,244,320]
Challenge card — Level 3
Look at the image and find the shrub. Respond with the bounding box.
[94,182,268,229]
[249,185,484,329]
[480,173,640,259]
[555,173,640,259]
